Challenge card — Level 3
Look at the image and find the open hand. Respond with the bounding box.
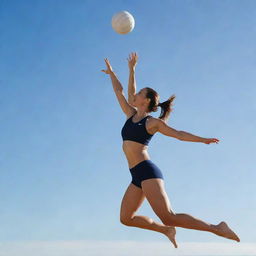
[101,58,113,74]
[127,52,138,70]
[203,138,220,144]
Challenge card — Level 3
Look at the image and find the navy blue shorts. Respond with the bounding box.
[129,160,164,188]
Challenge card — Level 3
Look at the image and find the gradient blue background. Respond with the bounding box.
[0,0,255,246]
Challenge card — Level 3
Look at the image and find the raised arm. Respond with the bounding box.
[127,52,138,105]
[101,58,136,117]
[155,119,219,144]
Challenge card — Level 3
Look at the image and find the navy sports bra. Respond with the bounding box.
[121,114,154,146]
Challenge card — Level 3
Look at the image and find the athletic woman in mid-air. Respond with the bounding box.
[101,52,240,248]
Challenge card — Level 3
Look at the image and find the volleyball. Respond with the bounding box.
[111,11,135,34]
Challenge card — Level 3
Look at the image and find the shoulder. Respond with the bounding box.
[147,116,164,125]
[146,116,165,134]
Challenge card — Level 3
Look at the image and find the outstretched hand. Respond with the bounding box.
[127,52,138,70]
[101,58,113,75]
[203,138,220,144]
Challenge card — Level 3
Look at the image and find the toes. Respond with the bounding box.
[234,233,240,242]
[172,238,178,248]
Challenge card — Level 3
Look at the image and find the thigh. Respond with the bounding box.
[120,183,145,220]
[141,178,174,219]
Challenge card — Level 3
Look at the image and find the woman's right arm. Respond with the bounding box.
[102,58,136,117]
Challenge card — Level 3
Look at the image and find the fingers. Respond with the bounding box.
[134,52,138,60]
[104,58,110,65]
[128,52,138,61]
[104,58,113,71]
[102,58,113,74]
[207,138,220,144]
[106,53,138,66]
[128,53,133,61]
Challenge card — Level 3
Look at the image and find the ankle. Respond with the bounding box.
[163,226,175,235]
[210,224,219,234]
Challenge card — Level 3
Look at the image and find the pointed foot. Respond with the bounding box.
[216,221,240,242]
[164,226,178,248]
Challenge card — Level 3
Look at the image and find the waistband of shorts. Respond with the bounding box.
[129,159,152,171]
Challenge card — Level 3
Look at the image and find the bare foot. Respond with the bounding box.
[215,221,240,242]
[164,226,178,248]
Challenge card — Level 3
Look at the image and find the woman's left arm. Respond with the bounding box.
[127,52,138,105]
[156,119,219,144]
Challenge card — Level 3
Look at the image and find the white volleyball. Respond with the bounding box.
[111,11,135,34]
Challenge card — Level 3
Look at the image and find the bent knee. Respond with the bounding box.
[120,216,133,226]
[160,212,177,226]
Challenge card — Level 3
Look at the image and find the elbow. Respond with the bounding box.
[115,89,123,96]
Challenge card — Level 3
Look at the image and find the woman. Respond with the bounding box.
[101,52,240,248]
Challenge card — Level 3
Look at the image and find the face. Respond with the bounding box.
[133,88,150,107]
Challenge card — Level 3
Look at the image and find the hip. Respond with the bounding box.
[129,159,164,178]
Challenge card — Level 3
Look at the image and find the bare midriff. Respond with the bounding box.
[122,140,150,169]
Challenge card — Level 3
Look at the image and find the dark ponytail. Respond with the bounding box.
[158,95,176,121]
[145,87,175,122]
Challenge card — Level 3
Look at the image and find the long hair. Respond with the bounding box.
[145,87,176,122]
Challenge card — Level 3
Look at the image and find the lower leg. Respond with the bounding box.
[122,215,169,234]
[163,213,240,242]
[121,215,178,248]
[166,213,218,233]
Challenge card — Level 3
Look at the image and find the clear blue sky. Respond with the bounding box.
[0,0,255,254]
